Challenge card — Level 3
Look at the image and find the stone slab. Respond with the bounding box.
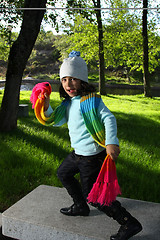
[2,185,160,240]
[1,213,14,240]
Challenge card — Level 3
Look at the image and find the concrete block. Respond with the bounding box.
[1,213,14,239]
[2,185,160,240]
[18,104,29,117]
[0,213,2,227]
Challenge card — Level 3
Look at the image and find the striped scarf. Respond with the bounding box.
[34,93,106,149]
[34,97,70,126]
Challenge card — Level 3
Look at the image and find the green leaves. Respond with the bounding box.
[0,30,18,61]
[58,1,160,76]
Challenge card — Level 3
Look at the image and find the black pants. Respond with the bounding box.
[57,150,132,222]
[57,150,106,203]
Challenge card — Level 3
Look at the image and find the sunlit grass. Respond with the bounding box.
[0,90,160,211]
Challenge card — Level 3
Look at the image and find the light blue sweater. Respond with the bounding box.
[45,95,119,156]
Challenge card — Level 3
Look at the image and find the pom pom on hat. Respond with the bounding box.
[69,50,80,57]
[60,51,88,83]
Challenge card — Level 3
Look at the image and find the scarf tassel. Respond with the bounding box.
[87,155,121,206]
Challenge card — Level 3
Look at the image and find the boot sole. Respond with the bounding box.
[60,210,90,216]
[110,224,142,240]
[126,225,142,239]
[60,208,90,216]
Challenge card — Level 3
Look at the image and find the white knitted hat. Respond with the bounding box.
[60,51,88,83]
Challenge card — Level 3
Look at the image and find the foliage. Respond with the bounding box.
[35,30,55,50]
[23,30,60,77]
[56,6,160,74]
[53,34,71,60]
[0,30,18,61]
[66,0,95,22]
[27,30,60,66]
[54,15,99,67]
[0,0,24,28]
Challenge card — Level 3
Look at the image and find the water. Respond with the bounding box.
[0,84,34,91]
[20,83,35,91]
[0,82,60,92]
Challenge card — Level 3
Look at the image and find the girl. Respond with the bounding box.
[37,51,142,240]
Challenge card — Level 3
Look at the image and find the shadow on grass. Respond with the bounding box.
[18,118,70,157]
[114,112,160,148]
[114,112,160,203]
[117,155,160,203]
[0,114,71,211]
[0,136,67,211]
[106,94,160,103]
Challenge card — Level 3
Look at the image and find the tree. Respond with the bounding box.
[101,0,160,88]
[66,0,106,94]
[0,0,47,131]
[92,0,105,94]
[142,0,151,97]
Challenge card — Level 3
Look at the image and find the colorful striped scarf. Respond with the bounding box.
[80,93,105,148]
[34,97,69,126]
[33,90,106,148]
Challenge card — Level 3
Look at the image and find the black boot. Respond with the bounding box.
[100,201,142,240]
[60,201,90,216]
[110,216,142,240]
[59,179,90,216]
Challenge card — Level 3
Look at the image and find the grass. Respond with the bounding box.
[0,90,160,212]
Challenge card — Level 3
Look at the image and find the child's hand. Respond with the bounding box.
[106,144,120,161]
[38,92,50,111]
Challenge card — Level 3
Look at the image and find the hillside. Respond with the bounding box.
[0,48,60,80]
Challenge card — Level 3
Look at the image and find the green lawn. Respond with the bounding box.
[0,90,160,212]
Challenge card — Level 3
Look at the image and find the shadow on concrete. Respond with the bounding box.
[0,227,15,240]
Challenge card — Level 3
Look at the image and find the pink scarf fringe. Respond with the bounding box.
[87,155,121,206]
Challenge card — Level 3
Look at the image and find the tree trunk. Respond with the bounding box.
[93,0,106,95]
[142,0,151,97]
[0,0,47,131]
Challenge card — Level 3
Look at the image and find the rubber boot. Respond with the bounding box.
[100,200,142,240]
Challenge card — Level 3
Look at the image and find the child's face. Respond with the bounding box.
[61,76,81,97]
